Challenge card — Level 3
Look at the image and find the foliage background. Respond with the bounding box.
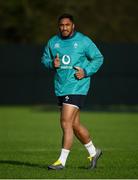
[0,0,138,44]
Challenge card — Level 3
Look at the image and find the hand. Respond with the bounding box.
[74,66,85,80]
[53,53,60,68]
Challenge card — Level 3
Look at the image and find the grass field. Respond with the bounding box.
[0,106,138,179]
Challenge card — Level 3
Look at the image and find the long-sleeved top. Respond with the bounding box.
[41,31,104,96]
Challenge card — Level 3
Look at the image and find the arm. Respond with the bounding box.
[84,40,104,77]
[41,41,54,69]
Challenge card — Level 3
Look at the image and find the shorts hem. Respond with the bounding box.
[63,103,79,109]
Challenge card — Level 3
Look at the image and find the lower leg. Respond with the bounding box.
[74,124,96,157]
[73,111,96,157]
[61,123,74,149]
[74,123,91,144]
[57,104,78,166]
[61,105,78,149]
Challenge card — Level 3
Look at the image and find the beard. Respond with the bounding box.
[60,30,74,39]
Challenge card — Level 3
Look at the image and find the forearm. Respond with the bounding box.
[41,56,54,69]
[84,55,104,77]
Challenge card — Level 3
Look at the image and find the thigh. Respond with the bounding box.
[73,110,80,126]
[60,104,79,123]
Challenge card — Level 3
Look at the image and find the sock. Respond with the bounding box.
[58,148,70,166]
[84,141,96,157]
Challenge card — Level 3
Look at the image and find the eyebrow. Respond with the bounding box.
[59,23,71,25]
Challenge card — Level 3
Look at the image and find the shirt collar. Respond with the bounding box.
[58,31,77,40]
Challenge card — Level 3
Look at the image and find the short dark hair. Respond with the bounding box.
[58,13,74,23]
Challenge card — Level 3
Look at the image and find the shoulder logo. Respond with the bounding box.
[54,43,60,48]
[74,42,78,48]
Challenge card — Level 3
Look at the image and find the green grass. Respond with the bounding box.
[0,106,138,179]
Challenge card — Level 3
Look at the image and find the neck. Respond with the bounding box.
[61,30,76,39]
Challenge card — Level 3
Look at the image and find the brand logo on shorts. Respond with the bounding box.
[65,96,69,101]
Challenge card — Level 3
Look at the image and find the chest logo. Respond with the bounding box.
[62,55,71,65]
[74,42,78,48]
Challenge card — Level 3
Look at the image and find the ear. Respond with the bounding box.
[73,23,75,30]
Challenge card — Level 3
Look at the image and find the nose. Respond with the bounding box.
[63,25,67,30]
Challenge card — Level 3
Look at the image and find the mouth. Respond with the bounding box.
[62,31,69,33]
[60,30,72,38]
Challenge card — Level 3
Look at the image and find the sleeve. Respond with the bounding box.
[41,41,54,69]
[83,38,104,77]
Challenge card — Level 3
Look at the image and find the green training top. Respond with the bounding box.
[41,32,104,96]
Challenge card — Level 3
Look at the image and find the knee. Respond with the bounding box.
[61,118,72,130]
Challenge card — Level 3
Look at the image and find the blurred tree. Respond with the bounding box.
[0,0,137,43]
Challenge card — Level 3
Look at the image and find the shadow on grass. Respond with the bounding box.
[78,166,89,170]
[0,160,48,169]
[0,160,89,170]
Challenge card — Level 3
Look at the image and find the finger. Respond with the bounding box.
[55,58,60,62]
[56,53,59,58]
[55,54,60,62]
[76,75,81,79]
[76,73,80,78]
[75,72,80,76]
[74,66,81,71]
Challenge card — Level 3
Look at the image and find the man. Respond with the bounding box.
[41,13,104,170]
